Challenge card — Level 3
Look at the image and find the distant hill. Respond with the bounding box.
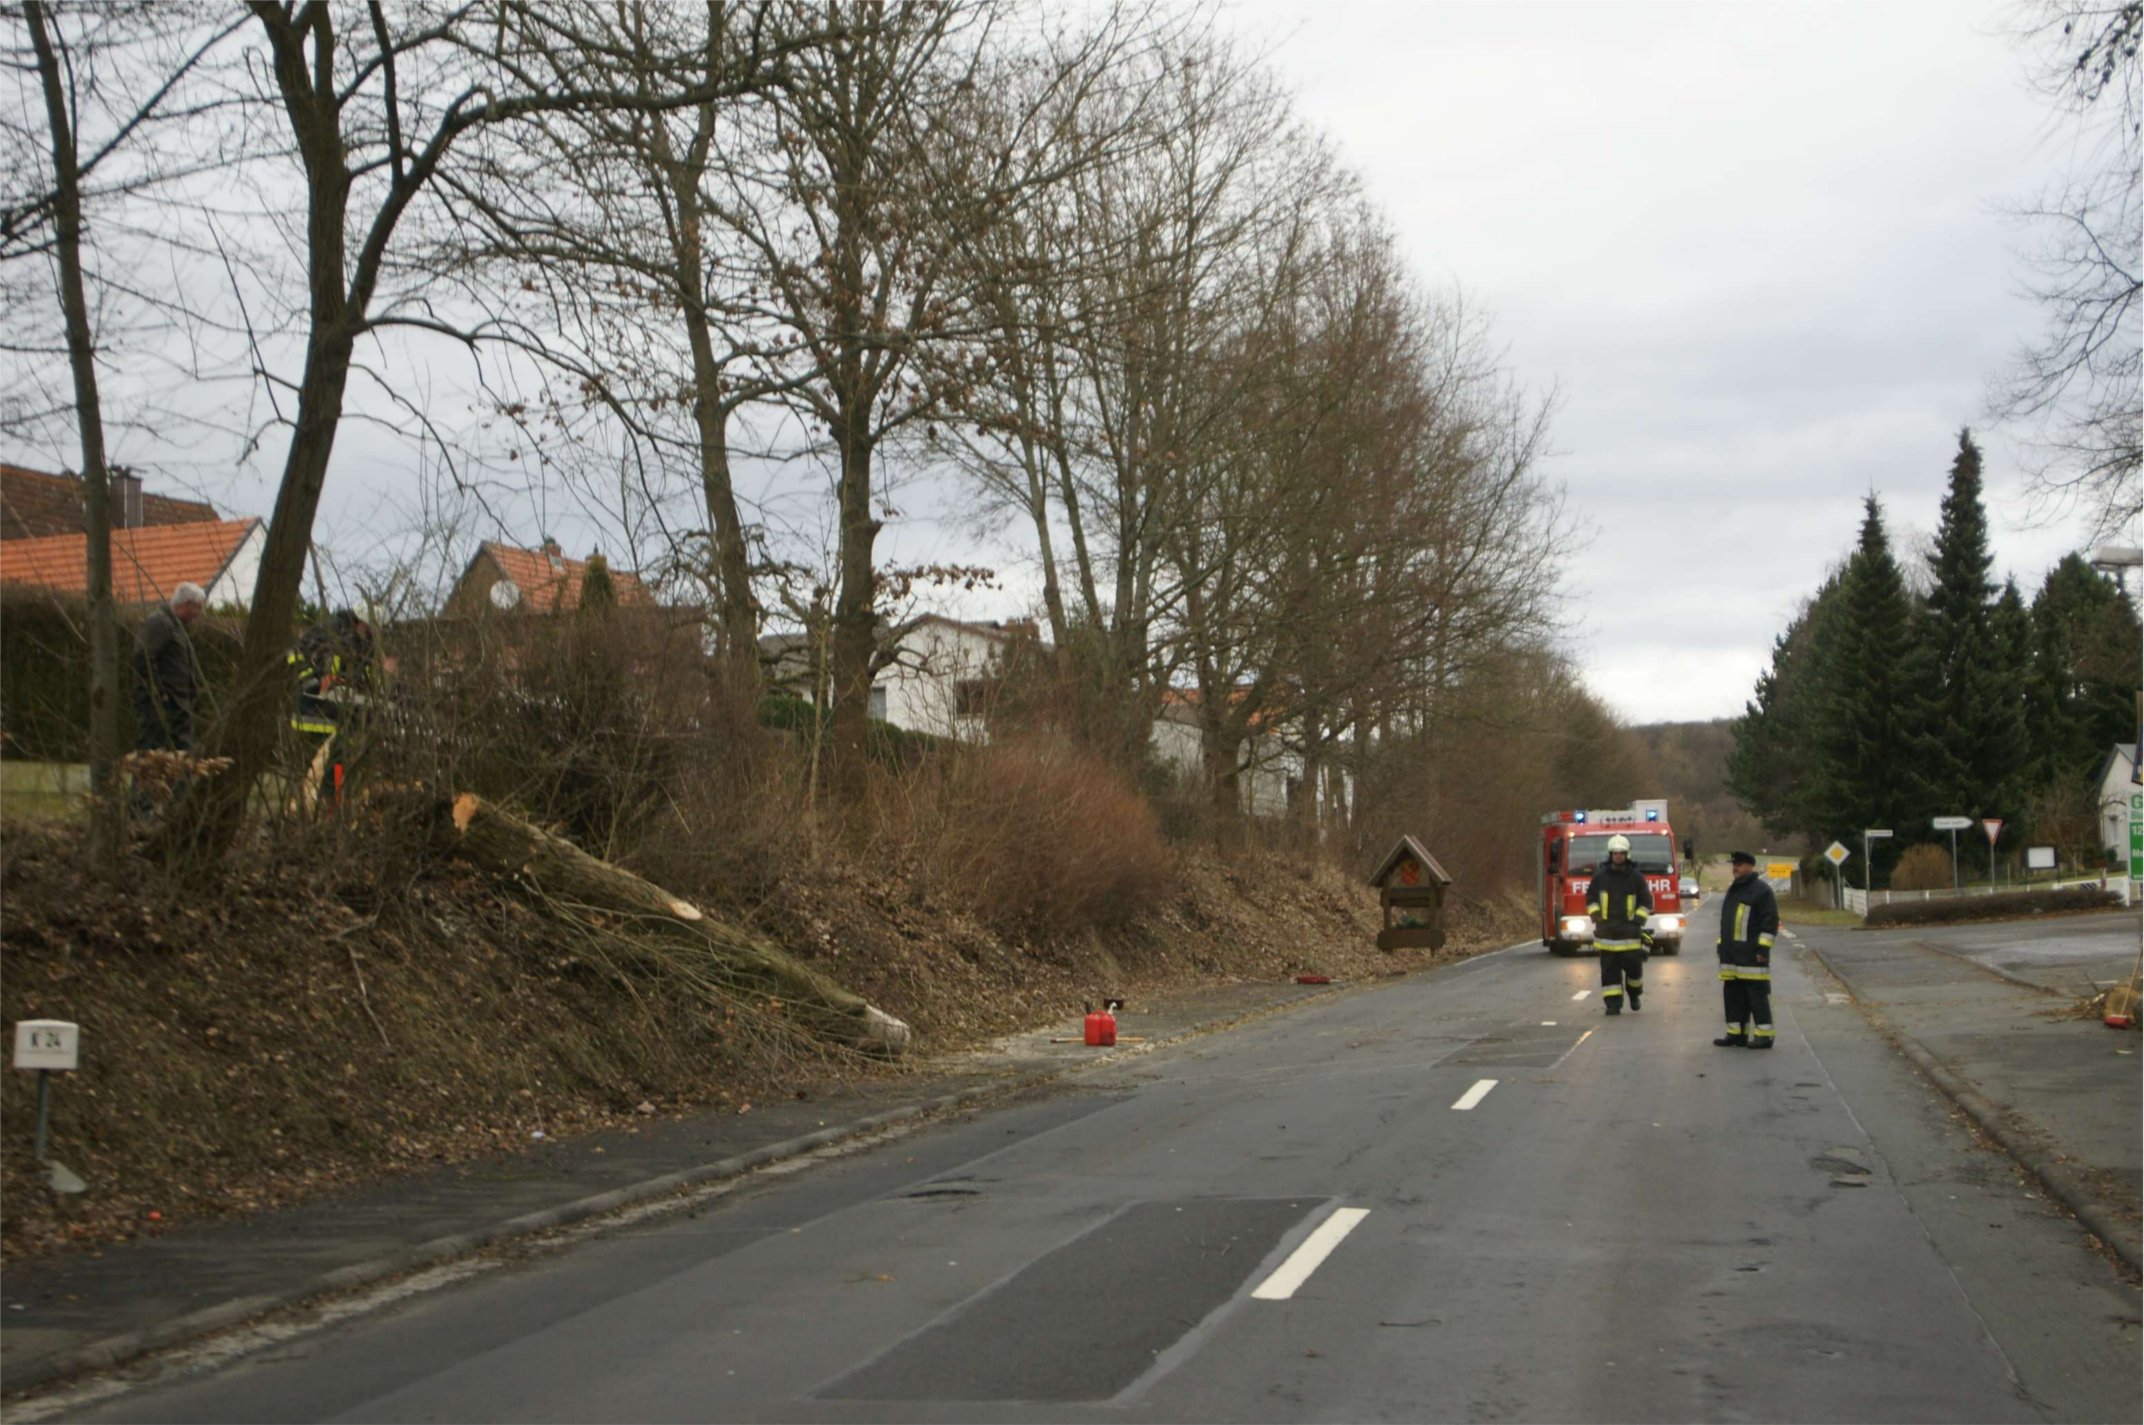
[1626,719,1796,859]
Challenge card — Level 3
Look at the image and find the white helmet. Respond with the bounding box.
[1606,834,1631,854]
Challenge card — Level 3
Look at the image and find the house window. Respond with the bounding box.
[868,685,888,722]
[954,678,992,716]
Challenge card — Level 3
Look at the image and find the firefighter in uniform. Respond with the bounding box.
[288,609,376,811]
[1587,833,1652,1015]
[1715,851,1779,1048]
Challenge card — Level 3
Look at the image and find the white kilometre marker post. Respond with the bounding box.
[1252,1207,1371,1300]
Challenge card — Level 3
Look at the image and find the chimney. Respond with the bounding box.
[113,470,144,529]
[541,534,564,571]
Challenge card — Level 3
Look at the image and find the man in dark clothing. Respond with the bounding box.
[132,583,205,751]
[1588,833,1653,1016]
[1715,851,1780,1048]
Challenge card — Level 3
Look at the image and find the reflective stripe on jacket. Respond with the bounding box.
[1588,862,1653,951]
[1716,875,1779,971]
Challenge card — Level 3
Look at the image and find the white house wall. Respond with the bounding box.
[2099,744,2138,867]
[878,620,1007,740]
[206,525,265,611]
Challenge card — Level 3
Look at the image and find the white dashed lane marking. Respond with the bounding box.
[1251,1207,1371,1301]
[1571,990,1591,1001]
[1451,1079,1498,1111]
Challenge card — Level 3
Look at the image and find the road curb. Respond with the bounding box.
[0,972,1393,1401]
[1794,938,2141,1277]
[0,1092,992,1400]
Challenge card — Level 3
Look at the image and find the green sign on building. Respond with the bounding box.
[2131,789,2142,883]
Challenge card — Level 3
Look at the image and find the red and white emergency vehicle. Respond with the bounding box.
[1539,800,1687,956]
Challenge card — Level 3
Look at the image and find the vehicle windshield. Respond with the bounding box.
[1567,833,1674,874]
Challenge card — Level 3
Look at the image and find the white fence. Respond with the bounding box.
[1844,875,2132,917]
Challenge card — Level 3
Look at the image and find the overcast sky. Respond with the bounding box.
[1193,0,2105,724]
[27,0,2110,730]
[833,0,2108,725]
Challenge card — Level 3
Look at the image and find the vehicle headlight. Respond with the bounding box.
[1560,916,1593,939]
[1653,914,1683,935]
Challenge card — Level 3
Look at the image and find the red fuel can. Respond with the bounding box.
[1083,1007,1116,1047]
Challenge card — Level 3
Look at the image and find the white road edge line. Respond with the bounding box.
[1251,1207,1371,1301]
[1451,1079,1498,1112]
[1571,989,1591,1001]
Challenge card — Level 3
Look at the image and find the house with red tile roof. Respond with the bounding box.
[446,539,654,617]
[0,517,264,609]
[1,462,220,541]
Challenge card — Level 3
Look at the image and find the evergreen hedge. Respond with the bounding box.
[1865,885,2121,927]
[0,591,242,761]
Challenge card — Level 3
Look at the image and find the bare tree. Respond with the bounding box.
[7,2,240,864]
[1996,0,2141,540]
[141,0,823,856]
[712,1,1142,809]
[430,2,819,692]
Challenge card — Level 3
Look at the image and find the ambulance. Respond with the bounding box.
[1539,800,1688,956]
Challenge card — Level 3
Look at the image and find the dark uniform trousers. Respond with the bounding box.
[1717,877,1780,1045]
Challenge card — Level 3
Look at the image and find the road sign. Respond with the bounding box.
[1824,841,1850,866]
[1981,817,2003,845]
[1766,860,1796,881]
[1932,815,1972,831]
[1866,829,1893,838]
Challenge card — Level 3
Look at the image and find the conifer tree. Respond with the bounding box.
[1920,430,2012,818]
[1813,497,1928,886]
[579,553,619,619]
[1982,577,2034,822]
[2029,553,2144,778]
[1728,572,1844,844]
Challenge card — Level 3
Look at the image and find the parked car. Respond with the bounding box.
[1680,876,1701,902]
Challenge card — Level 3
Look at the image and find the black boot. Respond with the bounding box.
[1604,999,1622,1016]
[1713,1033,1747,1047]
[1747,1036,1775,1050]
[1627,989,1642,1012]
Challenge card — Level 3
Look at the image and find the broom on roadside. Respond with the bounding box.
[2103,926,2142,1031]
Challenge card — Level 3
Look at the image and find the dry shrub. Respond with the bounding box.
[374,609,747,859]
[1890,842,1954,891]
[622,738,809,912]
[887,732,1175,940]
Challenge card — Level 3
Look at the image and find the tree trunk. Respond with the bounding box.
[176,326,356,856]
[828,419,880,811]
[669,132,761,696]
[690,396,761,693]
[437,793,911,1053]
[27,2,121,868]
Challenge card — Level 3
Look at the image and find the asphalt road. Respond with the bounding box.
[42,939,2142,1424]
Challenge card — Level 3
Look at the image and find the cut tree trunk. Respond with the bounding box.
[436,793,911,1055]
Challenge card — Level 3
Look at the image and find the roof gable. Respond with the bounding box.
[1,462,219,540]
[1369,834,1453,890]
[0,518,259,604]
[464,541,653,613]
